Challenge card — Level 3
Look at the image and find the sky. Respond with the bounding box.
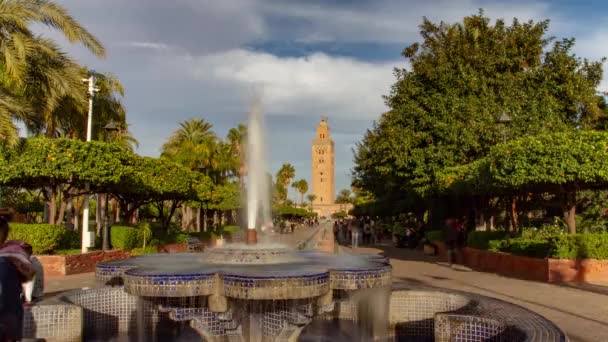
[46,0,608,199]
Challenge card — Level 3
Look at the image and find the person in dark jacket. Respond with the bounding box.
[0,218,35,342]
[445,217,461,266]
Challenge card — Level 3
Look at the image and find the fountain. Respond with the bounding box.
[21,99,568,341]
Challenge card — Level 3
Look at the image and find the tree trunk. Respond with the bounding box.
[203,207,208,232]
[48,187,57,224]
[196,207,201,232]
[66,200,74,231]
[563,190,577,234]
[96,195,102,235]
[509,196,518,234]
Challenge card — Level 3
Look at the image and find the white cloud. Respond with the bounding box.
[186,49,399,119]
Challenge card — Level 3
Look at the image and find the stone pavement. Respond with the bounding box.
[347,243,608,342]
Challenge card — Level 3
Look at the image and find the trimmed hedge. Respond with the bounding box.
[467,230,508,250]
[548,234,608,259]
[8,223,65,254]
[424,230,444,242]
[110,225,142,250]
[222,225,241,235]
[488,238,550,258]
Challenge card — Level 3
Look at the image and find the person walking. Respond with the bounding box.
[444,217,463,266]
[351,218,360,248]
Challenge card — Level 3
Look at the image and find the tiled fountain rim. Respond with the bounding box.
[24,286,567,342]
[390,287,568,342]
[96,249,393,299]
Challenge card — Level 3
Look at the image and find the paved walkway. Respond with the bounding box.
[347,243,608,342]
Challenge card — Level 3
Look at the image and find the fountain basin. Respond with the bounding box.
[96,247,392,300]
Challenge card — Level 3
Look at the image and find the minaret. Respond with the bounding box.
[311,116,335,205]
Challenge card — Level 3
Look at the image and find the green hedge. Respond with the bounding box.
[547,234,608,259]
[8,223,65,254]
[467,231,508,250]
[488,238,551,258]
[424,230,444,242]
[221,225,241,235]
[110,225,142,250]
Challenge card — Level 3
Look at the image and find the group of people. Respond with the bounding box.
[333,216,379,248]
[0,218,44,341]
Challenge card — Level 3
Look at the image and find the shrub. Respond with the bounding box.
[488,238,550,258]
[130,246,157,256]
[424,230,444,242]
[548,234,608,259]
[59,229,80,249]
[110,225,141,250]
[8,223,65,254]
[467,230,508,250]
[221,225,241,235]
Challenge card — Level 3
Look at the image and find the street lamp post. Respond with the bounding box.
[198,164,207,232]
[81,75,99,253]
[102,120,119,251]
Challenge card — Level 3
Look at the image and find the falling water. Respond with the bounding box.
[246,96,272,231]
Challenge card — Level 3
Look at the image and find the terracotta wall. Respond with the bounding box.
[156,243,188,253]
[429,240,608,284]
[38,250,130,277]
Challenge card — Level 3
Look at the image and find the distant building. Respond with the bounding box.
[311,116,352,218]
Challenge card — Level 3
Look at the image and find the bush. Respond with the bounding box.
[467,230,508,250]
[130,246,158,256]
[488,238,550,258]
[8,223,65,254]
[59,229,80,249]
[548,234,608,259]
[424,230,444,242]
[110,225,141,250]
[221,225,241,235]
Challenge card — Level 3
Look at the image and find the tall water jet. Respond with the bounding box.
[245,95,272,244]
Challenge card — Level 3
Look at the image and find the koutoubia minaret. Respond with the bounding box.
[311,116,335,205]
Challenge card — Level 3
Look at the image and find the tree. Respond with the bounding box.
[489,131,608,233]
[227,124,247,189]
[276,163,295,201]
[353,11,604,222]
[306,194,317,207]
[335,189,353,204]
[291,179,308,205]
[161,118,217,170]
[0,137,132,224]
[0,0,105,142]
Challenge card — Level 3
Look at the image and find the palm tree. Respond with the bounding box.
[306,194,317,207]
[335,189,353,204]
[0,0,105,143]
[291,179,308,206]
[227,124,247,189]
[276,163,295,201]
[0,0,104,82]
[161,118,217,170]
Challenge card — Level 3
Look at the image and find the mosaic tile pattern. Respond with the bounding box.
[330,266,392,290]
[435,314,517,342]
[222,273,330,300]
[22,304,83,342]
[123,271,217,297]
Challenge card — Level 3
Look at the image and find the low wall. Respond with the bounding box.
[156,243,188,253]
[38,250,130,277]
[429,240,608,284]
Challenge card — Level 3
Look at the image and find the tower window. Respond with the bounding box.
[320,197,323,202]
[320,178,323,182]
[320,172,323,176]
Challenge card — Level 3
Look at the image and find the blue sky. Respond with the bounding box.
[49,0,608,200]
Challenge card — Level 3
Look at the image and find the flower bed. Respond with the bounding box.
[429,239,608,283]
[38,250,130,277]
